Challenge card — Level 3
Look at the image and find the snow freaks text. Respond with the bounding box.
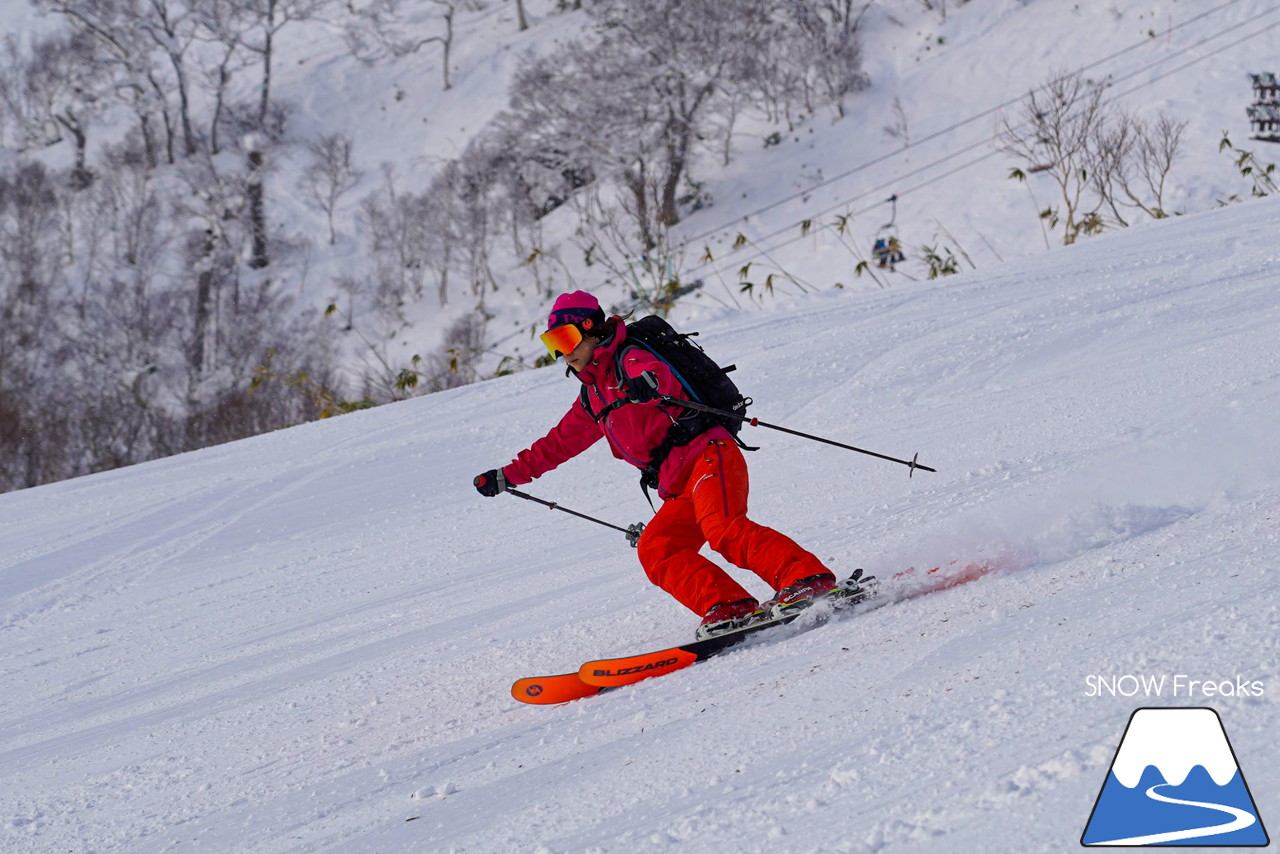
[1085,674,1266,699]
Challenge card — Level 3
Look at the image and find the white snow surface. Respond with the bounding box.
[3,196,1279,852]
[1111,708,1239,788]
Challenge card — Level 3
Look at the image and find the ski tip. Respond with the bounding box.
[511,674,605,705]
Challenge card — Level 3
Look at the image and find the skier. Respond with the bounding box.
[474,290,839,639]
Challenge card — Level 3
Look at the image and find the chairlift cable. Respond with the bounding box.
[671,0,1265,252]
[686,15,1280,285]
[482,0,1278,356]
[688,2,1280,275]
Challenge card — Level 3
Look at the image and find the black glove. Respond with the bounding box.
[474,469,507,497]
[626,371,661,403]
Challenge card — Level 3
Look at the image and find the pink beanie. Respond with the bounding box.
[546,290,605,331]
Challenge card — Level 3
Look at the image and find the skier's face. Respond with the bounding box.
[563,334,597,373]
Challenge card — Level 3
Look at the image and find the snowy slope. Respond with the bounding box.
[3,195,1279,852]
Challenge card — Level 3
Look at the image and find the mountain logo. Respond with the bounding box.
[1081,707,1269,847]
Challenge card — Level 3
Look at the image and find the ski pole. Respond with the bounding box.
[506,487,646,547]
[660,396,938,476]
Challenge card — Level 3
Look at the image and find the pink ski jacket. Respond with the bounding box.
[501,320,732,500]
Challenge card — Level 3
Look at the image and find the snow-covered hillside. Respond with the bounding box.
[3,194,1278,852]
[322,0,1280,366]
[11,0,1278,360]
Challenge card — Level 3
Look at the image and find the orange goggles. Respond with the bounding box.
[539,322,584,358]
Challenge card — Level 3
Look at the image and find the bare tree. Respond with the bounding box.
[504,0,782,254]
[342,0,457,90]
[1001,70,1108,245]
[298,133,361,244]
[0,36,60,150]
[360,165,438,308]
[0,3,350,493]
[0,161,67,490]
[193,0,257,155]
[784,0,871,119]
[0,31,106,185]
[244,133,270,269]
[138,0,201,158]
[1125,113,1185,218]
[239,0,328,131]
[36,0,184,164]
[609,0,764,229]
[94,139,177,279]
[429,0,457,91]
[1088,113,1138,228]
[1005,70,1185,242]
[0,162,65,306]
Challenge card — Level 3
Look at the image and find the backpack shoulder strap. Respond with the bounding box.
[613,341,641,379]
[579,366,630,424]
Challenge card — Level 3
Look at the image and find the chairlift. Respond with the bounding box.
[872,194,906,270]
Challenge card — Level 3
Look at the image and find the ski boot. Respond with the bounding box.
[763,573,837,620]
[765,569,875,620]
[695,598,764,641]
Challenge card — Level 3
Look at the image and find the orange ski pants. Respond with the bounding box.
[636,439,831,616]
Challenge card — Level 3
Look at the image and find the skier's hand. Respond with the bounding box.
[474,469,508,497]
[626,371,661,403]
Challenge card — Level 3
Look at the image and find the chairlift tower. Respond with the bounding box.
[1247,72,1280,144]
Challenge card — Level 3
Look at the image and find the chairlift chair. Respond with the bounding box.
[872,194,906,270]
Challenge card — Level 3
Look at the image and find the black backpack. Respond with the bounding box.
[580,315,754,498]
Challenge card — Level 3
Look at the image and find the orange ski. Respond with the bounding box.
[578,577,874,689]
[511,673,608,705]
[579,648,701,687]
[515,563,1004,703]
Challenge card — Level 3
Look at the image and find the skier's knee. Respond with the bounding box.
[637,532,691,585]
[703,513,749,556]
